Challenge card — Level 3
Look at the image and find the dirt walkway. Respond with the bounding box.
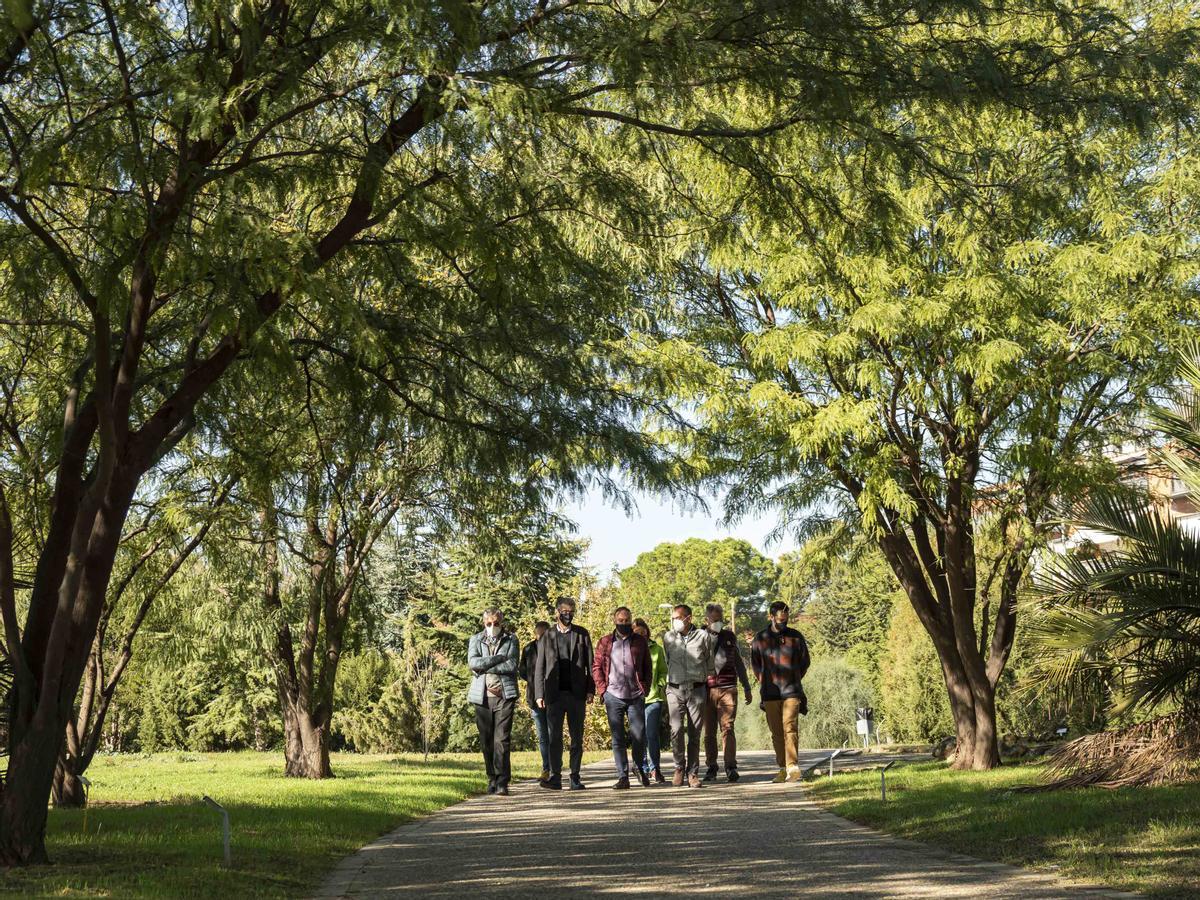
[315,749,1134,899]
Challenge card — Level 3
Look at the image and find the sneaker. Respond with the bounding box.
[539,769,550,782]
[702,766,718,783]
[653,768,666,784]
[671,769,685,787]
[638,770,652,788]
[568,778,586,791]
[726,767,740,783]
[688,773,703,788]
[786,765,802,782]
[487,782,497,795]
[772,768,788,784]
[540,777,562,791]
[497,785,510,796]
[612,776,631,790]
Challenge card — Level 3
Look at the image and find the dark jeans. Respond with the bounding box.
[642,700,664,772]
[603,693,646,779]
[547,693,586,781]
[667,682,706,776]
[530,704,551,772]
[474,695,515,787]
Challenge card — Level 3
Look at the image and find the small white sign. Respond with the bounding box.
[856,719,870,736]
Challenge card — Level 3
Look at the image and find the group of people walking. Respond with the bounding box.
[466,597,811,795]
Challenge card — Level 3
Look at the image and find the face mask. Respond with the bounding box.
[615,622,633,636]
[773,617,788,630]
[709,621,723,633]
[671,618,686,633]
[485,624,501,639]
[559,610,573,625]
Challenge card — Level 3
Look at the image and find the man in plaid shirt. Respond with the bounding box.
[751,601,811,783]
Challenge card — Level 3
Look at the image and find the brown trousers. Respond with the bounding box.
[763,698,801,769]
[703,685,739,771]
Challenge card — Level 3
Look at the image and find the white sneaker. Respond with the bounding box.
[786,765,802,782]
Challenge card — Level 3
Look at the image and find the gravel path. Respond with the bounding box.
[314,749,1134,899]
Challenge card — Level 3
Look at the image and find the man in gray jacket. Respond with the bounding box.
[468,608,520,796]
[662,603,716,788]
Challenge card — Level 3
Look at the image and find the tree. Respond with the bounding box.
[779,532,900,692]
[52,467,236,806]
[641,82,1197,768]
[617,537,777,629]
[1029,348,1200,785]
[880,600,955,742]
[796,657,875,749]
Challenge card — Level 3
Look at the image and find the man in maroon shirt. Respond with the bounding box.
[702,602,753,783]
[592,606,653,789]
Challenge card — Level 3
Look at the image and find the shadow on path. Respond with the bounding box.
[316,750,1134,899]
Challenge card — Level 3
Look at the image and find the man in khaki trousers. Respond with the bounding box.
[751,601,811,783]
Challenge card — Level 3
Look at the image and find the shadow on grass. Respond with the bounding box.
[810,761,1200,899]
[1,756,504,900]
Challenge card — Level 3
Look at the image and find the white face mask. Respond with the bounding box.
[671,618,686,633]
[709,621,723,633]
[485,624,501,639]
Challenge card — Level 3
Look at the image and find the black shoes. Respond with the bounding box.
[638,770,652,788]
[702,766,719,783]
[496,785,510,796]
[539,777,562,791]
[727,767,740,783]
[487,781,498,794]
[568,777,586,791]
[653,767,666,784]
[613,776,631,790]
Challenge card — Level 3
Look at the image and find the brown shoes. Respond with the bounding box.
[672,769,685,787]
[688,773,703,788]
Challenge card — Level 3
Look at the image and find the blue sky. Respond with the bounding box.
[561,483,797,576]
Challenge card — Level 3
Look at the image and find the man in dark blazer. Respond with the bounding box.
[534,597,594,790]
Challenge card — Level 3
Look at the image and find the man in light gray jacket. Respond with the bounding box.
[662,603,716,788]
[468,608,520,796]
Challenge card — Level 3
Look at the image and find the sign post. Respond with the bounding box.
[855,707,874,749]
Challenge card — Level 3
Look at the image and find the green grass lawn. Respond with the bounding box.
[1,750,600,899]
[807,759,1200,899]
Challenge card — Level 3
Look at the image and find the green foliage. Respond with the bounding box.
[1031,348,1200,721]
[629,25,1199,763]
[880,602,956,743]
[782,534,900,695]
[616,537,778,631]
[796,657,875,749]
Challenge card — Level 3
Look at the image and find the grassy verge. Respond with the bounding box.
[1,750,601,899]
[807,759,1200,899]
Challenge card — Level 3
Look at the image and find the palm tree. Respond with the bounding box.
[1030,349,1200,787]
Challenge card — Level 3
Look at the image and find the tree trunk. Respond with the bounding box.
[51,757,87,808]
[969,685,1001,769]
[939,655,978,770]
[0,717,63,865]
[281,701,333,779]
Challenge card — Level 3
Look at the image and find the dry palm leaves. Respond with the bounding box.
[1020,712,1200,791]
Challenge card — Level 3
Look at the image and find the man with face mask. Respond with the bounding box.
[662,604,716,788]
[751,600,811,783]
[702,602,753,783]
[592,606,653,789]
[467,608,520,795]
[533,597,595,790]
